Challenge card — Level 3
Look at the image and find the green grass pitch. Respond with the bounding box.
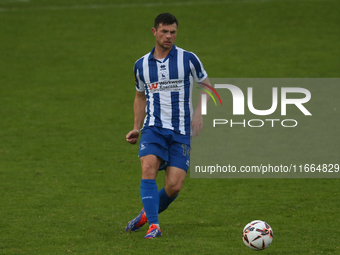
[0,0,339,254]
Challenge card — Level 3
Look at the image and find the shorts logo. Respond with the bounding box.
[140,141,147,151]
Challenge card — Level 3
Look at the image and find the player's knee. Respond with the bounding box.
[165,181,183,197]
[170,186,181,196]
[141,162,157,179]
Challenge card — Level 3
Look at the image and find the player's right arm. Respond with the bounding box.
[126,90,147,144]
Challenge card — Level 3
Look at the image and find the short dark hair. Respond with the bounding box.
[154,13,178,30]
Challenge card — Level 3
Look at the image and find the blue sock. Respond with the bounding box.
[158,188,178,214]
[140,179,159,225]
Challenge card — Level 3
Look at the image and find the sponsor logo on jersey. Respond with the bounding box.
[148,83,159,90]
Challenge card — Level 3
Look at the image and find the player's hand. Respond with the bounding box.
[191,107,203,138]
[126,130,140,144]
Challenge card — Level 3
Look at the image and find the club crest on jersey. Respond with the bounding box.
[160,72,167,81]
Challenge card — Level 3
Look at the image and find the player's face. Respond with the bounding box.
[153,23,177,50]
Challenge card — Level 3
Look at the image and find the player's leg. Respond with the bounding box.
[126,154,162,236]
[158,166,186,213]
[126,127,167,235]
[159,137,189,213]
[164,166,187,197]
[125,156,166,232]
[140,154,163,238]
[140,154,161,225]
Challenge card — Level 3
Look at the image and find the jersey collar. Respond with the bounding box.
[149,45,177,61]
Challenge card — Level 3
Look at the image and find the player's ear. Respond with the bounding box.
[152,27,157,36]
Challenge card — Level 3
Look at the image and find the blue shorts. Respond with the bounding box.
[138,126,191,172]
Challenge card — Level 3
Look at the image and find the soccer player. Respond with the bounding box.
[125,13,211,239]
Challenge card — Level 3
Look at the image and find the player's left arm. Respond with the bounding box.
[192,77,211,138]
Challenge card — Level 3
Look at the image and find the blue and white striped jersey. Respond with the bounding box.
[134,45,208,136]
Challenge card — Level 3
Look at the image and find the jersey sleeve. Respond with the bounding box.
[189,52,208,83]
[134,59,145,92]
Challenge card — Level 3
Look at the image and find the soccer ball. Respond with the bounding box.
[242,220,273,250]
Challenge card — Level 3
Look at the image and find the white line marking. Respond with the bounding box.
[0,0,29,2]
[0,0,335,12]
